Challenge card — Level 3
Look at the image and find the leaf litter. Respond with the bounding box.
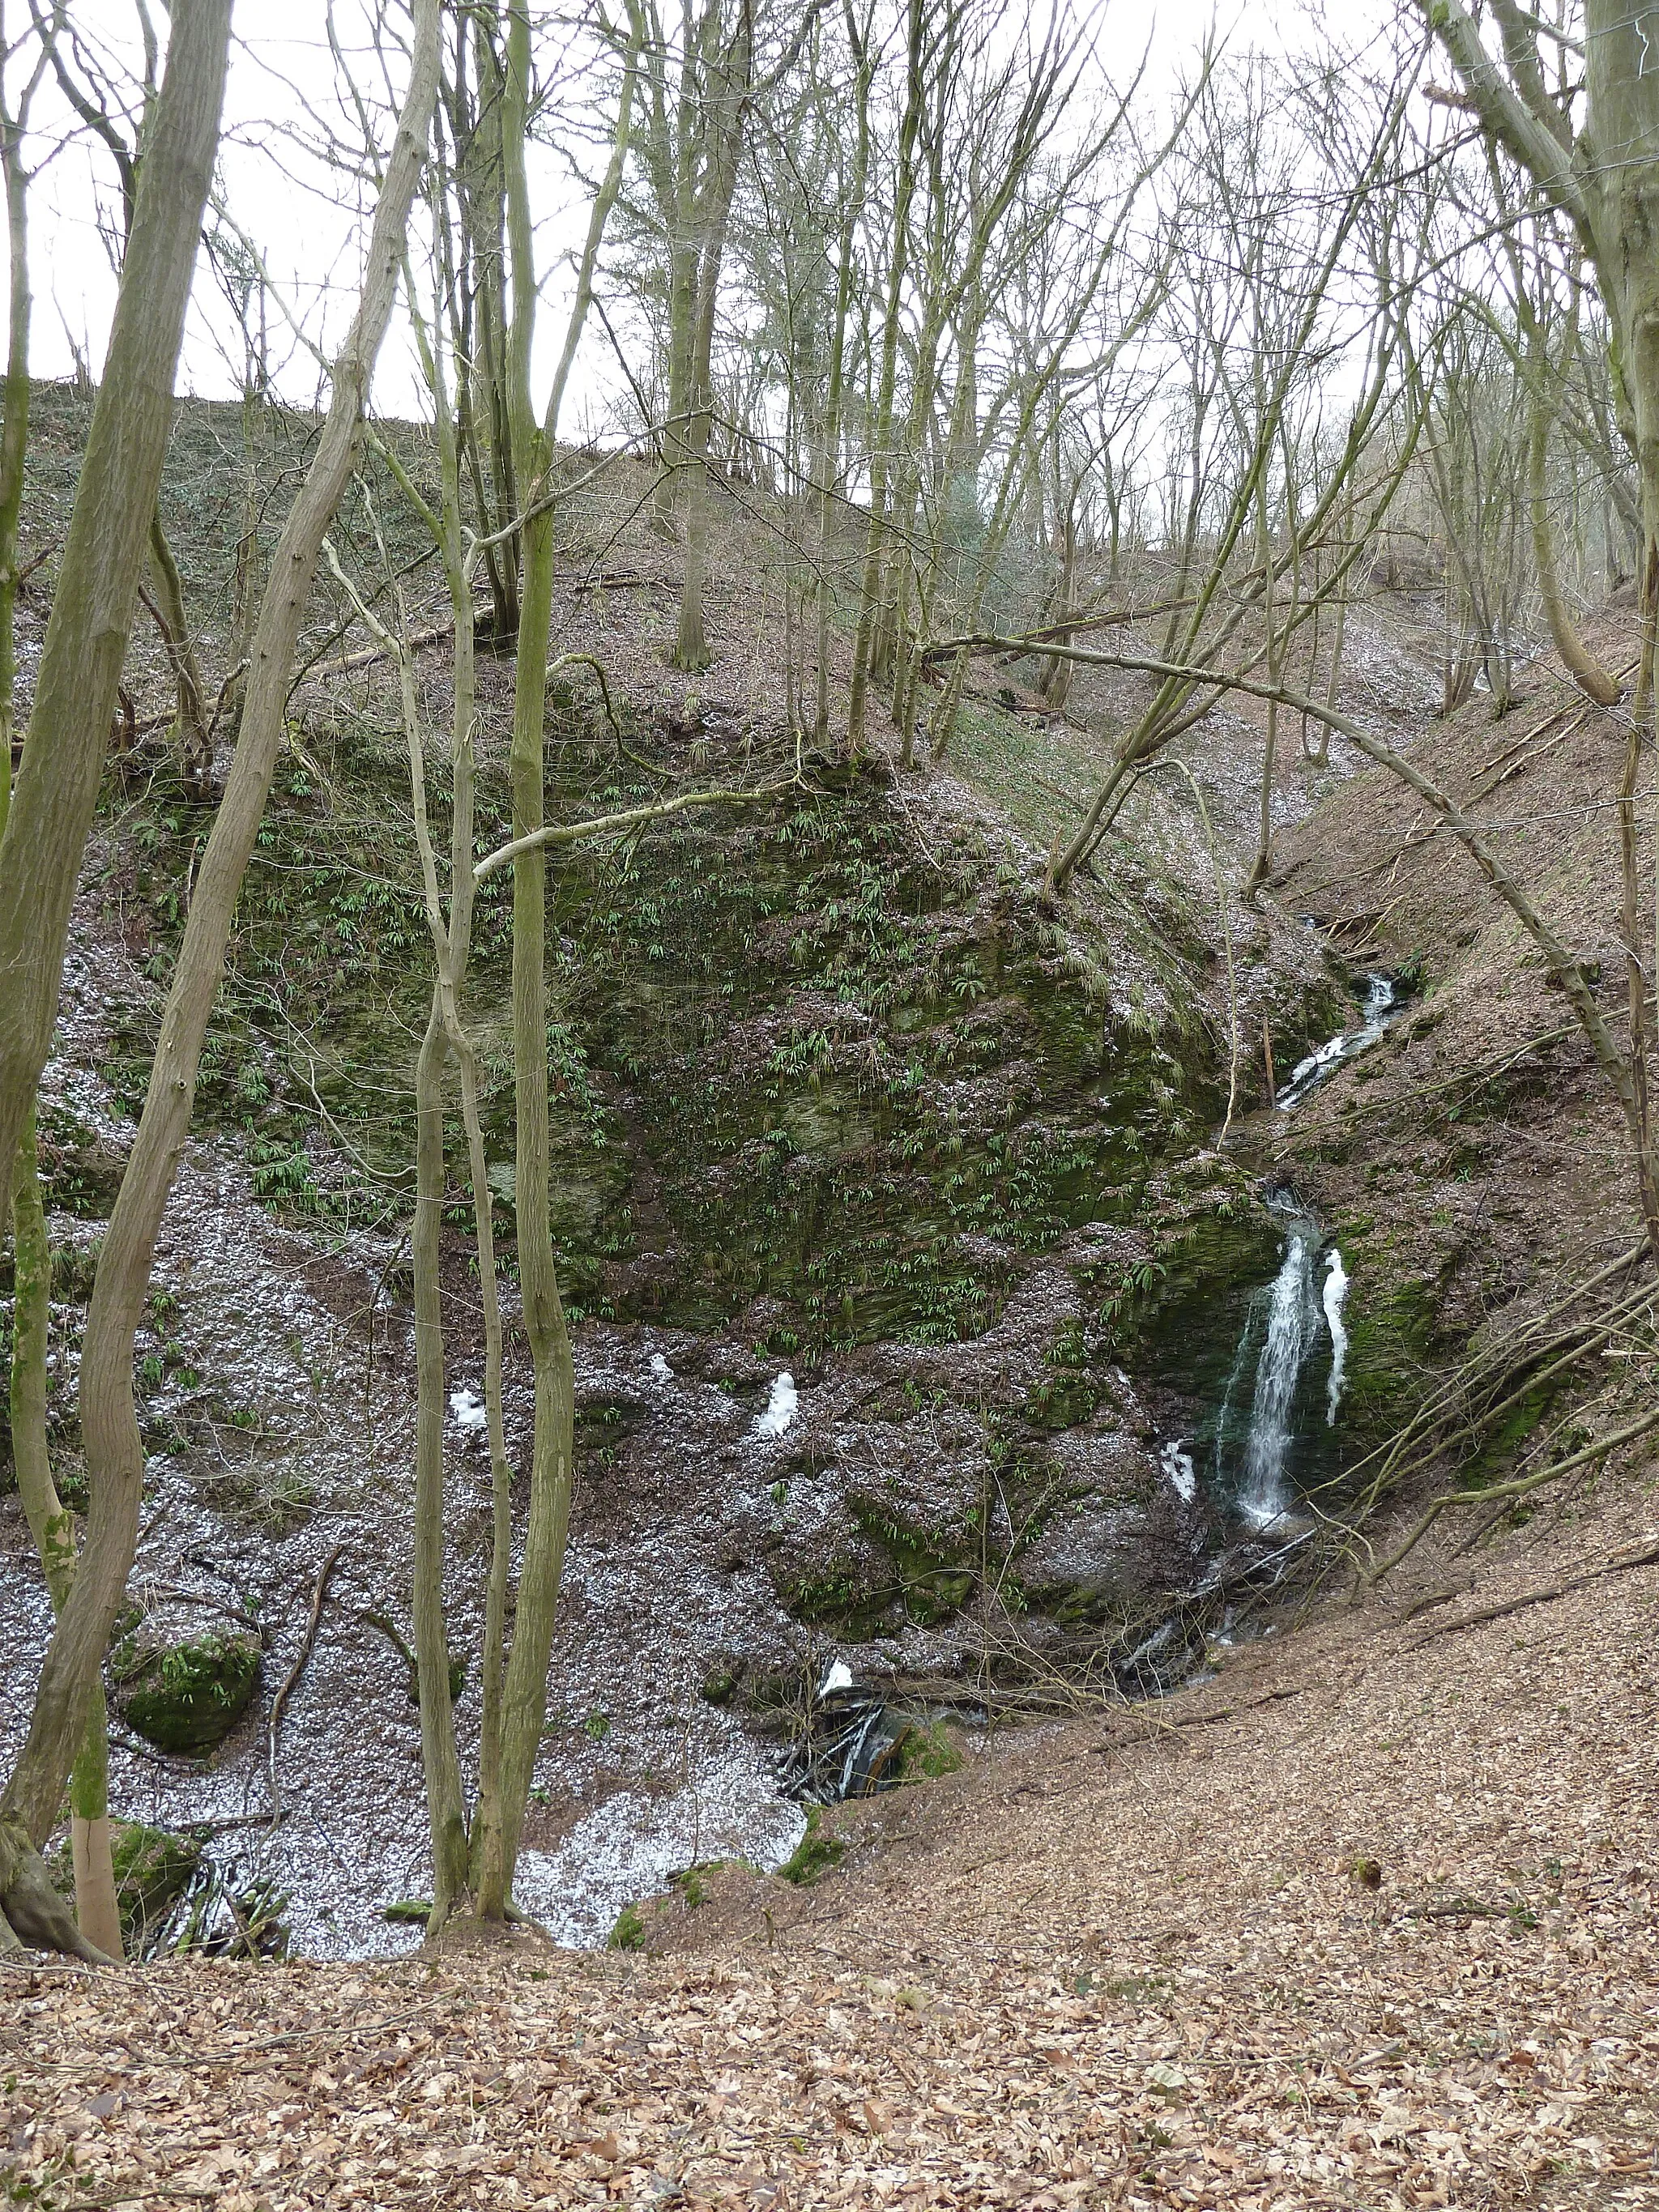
[5,1481,1659,2210]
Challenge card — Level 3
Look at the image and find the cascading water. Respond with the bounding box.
[1233,1211,1324,1528]
[1276,972,1397,1110]
[1322,1248,1350,1426]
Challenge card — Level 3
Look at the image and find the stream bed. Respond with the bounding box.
[1,941,1401,1958]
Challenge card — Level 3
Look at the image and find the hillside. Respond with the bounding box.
[7,1484,1657,2208]
[5,385,1659,2210]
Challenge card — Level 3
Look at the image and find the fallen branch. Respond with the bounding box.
[266,1543,345,1826]
[1403,1531,1659,1647]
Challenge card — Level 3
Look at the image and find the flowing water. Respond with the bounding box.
[1230,1208,1325,1528]
[1276,972,1397,1110]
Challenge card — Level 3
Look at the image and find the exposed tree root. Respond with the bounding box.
[0,1818,118,1965]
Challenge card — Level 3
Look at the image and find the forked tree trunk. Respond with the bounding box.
[0,1,437,1937]
[0,0,231,1954]
[470,5,579,1922]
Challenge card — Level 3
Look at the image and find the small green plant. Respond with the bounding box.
[608,1903,646,1950]
[583,1708,611,1741]
[778,1807,844,1886]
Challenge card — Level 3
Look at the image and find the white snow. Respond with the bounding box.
[1323,1247,1350,1426]
[1160,1438,1197,1504]
[819,1660,855,1695]
[755,1370,799,1439]
[448,1386,486,1433]
[512,1771,805,1949]
[649,1351,673,1382]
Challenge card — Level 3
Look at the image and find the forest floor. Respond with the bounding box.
[8,401,1659,2206]
[6,1468,1658,2210]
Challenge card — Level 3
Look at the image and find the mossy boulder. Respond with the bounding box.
[111,1629,262,1755]
[110,1821,203,1949]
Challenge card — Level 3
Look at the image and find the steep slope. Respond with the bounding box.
[6,1473,1657,2208]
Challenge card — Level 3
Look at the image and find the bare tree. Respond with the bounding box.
[0,0,232,1959]
[0,0,437,1958]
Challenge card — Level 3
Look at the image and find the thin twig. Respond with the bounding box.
[266,1542,345,1827]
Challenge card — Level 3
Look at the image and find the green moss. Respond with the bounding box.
[109,1821,203,1949]
[608,1903,647,1950]
[112,1630,261,1756]
[899,1722,964,1781]
[778,1807,844,1886]
[382,1898,433,1926]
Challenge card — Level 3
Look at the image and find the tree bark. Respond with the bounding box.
[0,0,230,1953]
[0,0,437,1886]
[0,0,230,1230]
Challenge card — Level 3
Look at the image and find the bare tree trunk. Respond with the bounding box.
[0,0,230,1241]
[470,2,578,1921]
[0,2,435,1920]
[144,511,214,793]
[814,11,872,744]
[0,0,231,1953]
[1529,380,1619,707]
[846,0,924,760]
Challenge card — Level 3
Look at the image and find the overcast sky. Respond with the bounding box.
[6,0,1398,422]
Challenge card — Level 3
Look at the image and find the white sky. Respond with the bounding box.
[5,0,1398,424]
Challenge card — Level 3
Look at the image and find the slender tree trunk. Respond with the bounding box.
[1529,379,1620,707]
[0,0,231,1953]
[0,2,436,1902]
[6,1102,122,1957]
[471,2,578,1920]
[846,0,924,759]
[0,77,30,776]
[409,1009,469,1913]
[814,21,871,744]
[145,512,214,793]
[0,0,230,1242]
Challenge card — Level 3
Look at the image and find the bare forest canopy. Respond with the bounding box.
[0,0,1657,1974]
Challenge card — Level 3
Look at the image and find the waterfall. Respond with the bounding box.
[1322,1248,1350,1425]
[1277,973,1397,1110]
[1235,1214,1324,1528]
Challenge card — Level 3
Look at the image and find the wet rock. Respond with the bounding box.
[110,1628,262,1756]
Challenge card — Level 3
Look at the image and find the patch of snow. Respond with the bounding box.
[755,1370,798,1440]
[1160,1438,1197,1505]
[649,1351,674,1382]
[1323,1248,1350,1426]
[513,1762,806,1949]
[449,1387,487,1433]
[819,1660,854,1695]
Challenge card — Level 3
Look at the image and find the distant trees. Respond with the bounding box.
[1409,0,1659,1264]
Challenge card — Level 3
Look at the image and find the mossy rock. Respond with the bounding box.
[382,1898,433,1926]
[111,1630,262,1755]
[777,1807,844,1886]
[109,1821,204,1948]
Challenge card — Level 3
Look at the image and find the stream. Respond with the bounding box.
[0,958,1401,1957]
[1156,972,1397,1546]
